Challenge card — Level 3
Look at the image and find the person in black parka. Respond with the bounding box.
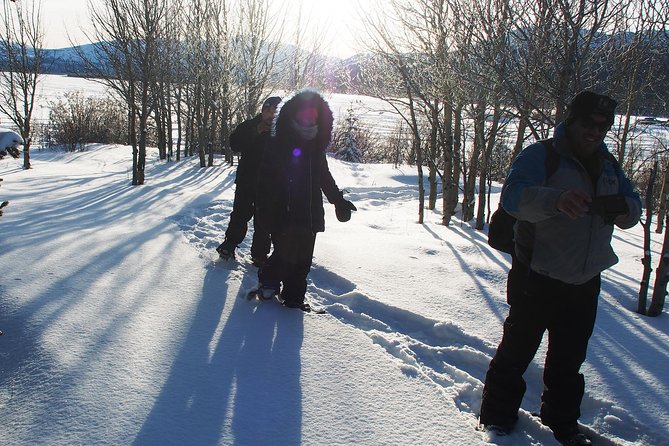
[216,96,281,265]
[255,90,356,311]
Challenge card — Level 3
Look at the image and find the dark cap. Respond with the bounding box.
[262,96,282,110]
[566,91,617,126]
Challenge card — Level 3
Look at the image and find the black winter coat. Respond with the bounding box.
[229,114,271,189]
[256,91,344,234]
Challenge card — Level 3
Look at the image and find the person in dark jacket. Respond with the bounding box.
[255,89,356,311]
[478,91,641,446]
[216,96,281,265]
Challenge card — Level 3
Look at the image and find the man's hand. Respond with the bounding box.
[557,190,591,219]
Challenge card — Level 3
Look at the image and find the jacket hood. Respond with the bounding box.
[272,89,333,150]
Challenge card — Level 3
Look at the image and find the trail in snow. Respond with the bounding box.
[176,195,653,446]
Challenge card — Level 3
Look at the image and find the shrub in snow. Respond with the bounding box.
[48,92,128,151]
[332,105,364,163]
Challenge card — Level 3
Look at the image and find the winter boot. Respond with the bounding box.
[282,299,312,312]
[478,422,514,436]
[554,427,592,446]
[251,255,267,268]
[216,241,235,260]
[257,283,279,301]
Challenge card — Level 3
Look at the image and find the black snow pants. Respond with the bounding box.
[479,256,600,434]
[258,227,316,305]
[223,185,270,259]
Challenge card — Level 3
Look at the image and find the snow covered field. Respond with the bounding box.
[0,75,668,445]
[0,139,667,445]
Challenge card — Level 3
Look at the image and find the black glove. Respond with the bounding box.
[335,199,357,222]
[588,194,628,224]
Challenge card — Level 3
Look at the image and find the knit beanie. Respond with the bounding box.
[565,91,617,126]
[262,96,282,110]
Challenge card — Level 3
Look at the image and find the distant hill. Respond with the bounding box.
[19,42,367,93]
[2,42,359,89]
[40,44,102,76]
[0,43,106,77]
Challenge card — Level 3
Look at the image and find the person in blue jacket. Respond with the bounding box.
[478,91,642,446]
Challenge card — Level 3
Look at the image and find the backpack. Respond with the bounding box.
[487,139,557,254]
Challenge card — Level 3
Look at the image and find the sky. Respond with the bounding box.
[0,75,667,445]
[37,0,368,58]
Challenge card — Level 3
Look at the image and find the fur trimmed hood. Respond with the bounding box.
[272,89,333,150]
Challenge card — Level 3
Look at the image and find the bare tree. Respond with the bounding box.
[182,0,220,167]
[638,161,657,315]
[447,0,514,226]
[0,0,45,170]
[359,0,464,225]
[211,0,235,166]
[355,33,427,223]
[606,0,668,174]
[649,217,669,316]
[655,158,669,233]
[233,0,283,119]
[282,3,328,90]
[80,0,174,185]
[151,1,181,161]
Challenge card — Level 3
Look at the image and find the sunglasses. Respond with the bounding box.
[579,116,611,133]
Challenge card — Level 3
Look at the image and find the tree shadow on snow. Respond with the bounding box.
[133,266,305,445]
[423,222,512,326]
[581,279,669,444]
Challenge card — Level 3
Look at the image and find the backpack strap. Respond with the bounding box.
[539,138,560,180]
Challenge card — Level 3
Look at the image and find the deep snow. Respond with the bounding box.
[0,139,667,445]
[0,73,667,446]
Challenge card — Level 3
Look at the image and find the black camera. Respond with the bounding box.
[588,194,628,224]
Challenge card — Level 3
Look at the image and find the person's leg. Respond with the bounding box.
[540,275,600,440]
[279,230,316,307]
[480,259,548,429]
[220,186,254,250]
[257,231,288,297]
[250,210,271,265]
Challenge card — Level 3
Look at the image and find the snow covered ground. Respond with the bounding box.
[0,141,667,445]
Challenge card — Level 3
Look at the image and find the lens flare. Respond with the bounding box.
[292,148,302,157]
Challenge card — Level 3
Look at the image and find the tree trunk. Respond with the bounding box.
[451,103,463,216]
[22,130,31,170]
[428,101,438,211]
[476,98,501,230]
[656,163,669,233]
[129,105,141,185]
[175,86,183,162]
[638,163,656,314]
[511,102,530,160]
[407,97,424,224]
[463,101,484,222]
[648,214,669,316]
[441,99,455,226]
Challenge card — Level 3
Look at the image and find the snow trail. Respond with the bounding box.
[178,194,654,446]
[2,107,665,444]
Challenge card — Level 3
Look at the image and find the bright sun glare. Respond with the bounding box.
[38,0,366,58]
[292,0,365,58]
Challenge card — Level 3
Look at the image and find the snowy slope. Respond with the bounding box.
[0,144,666,446]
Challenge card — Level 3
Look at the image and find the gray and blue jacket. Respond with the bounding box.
[502,123,642,285]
